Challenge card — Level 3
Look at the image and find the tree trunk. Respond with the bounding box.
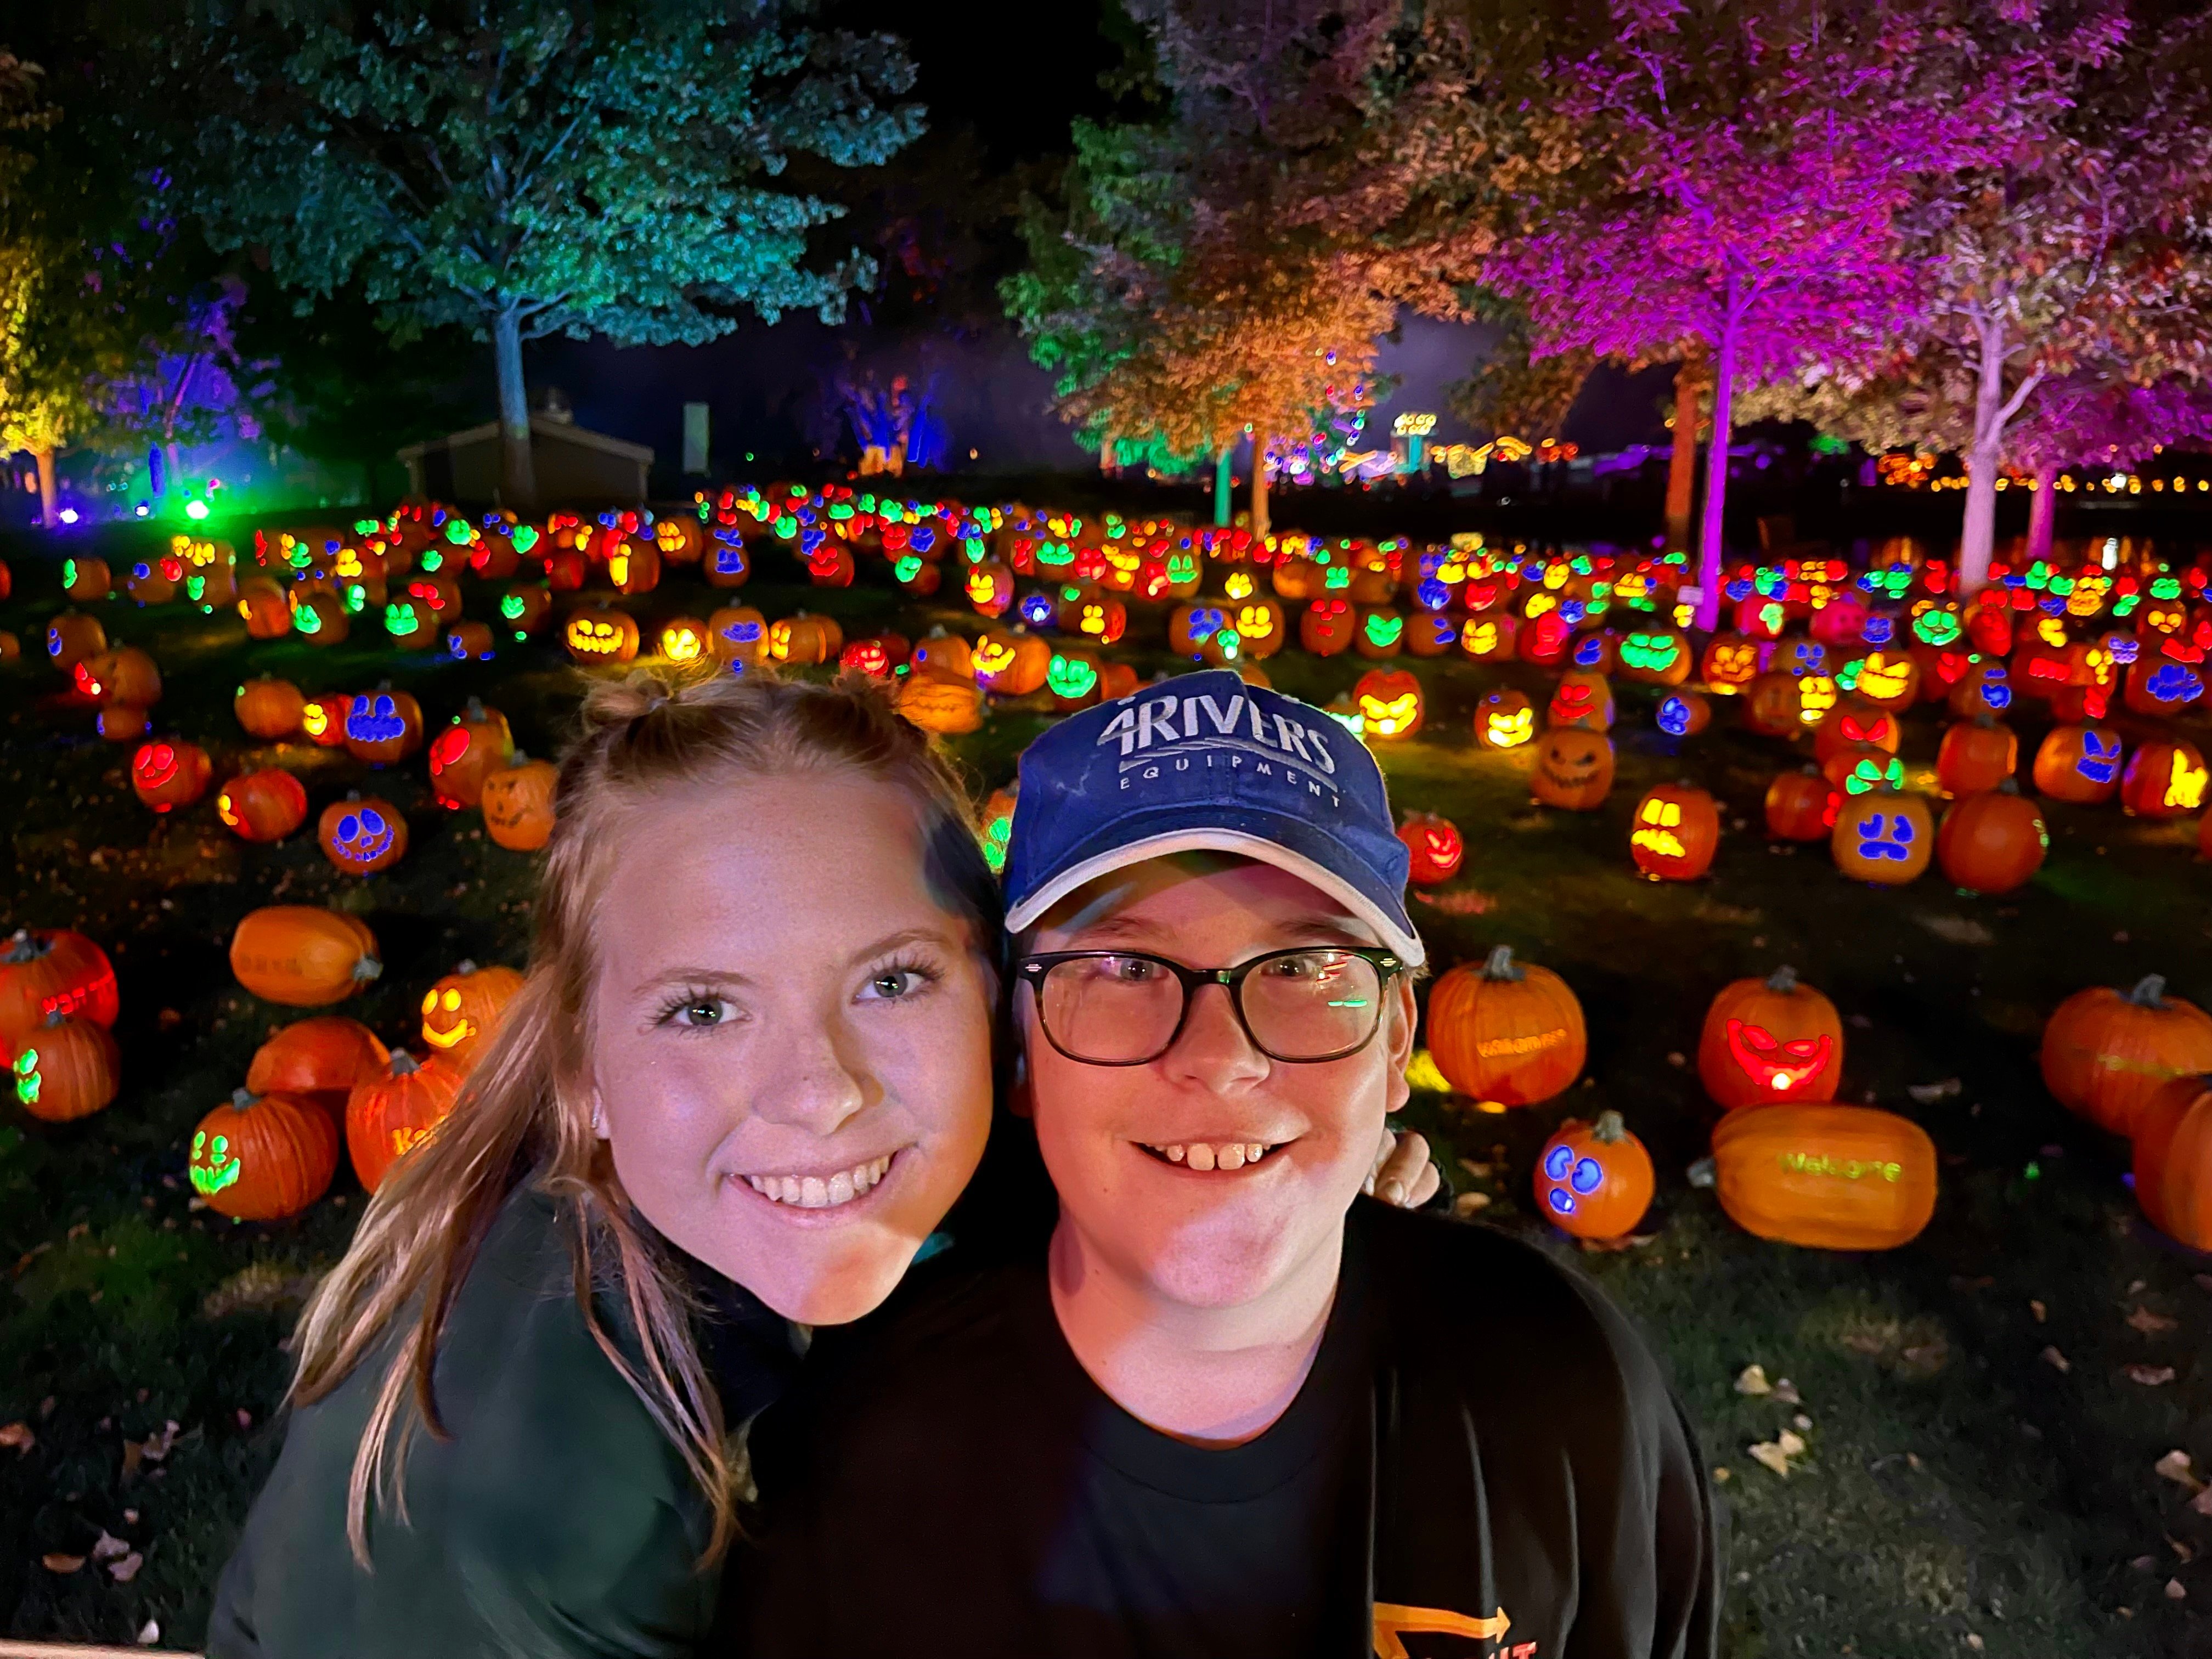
[1665,348,1703,552]
[493,310,537,511]
[1250,437,1270,540]
[1694,314,1738,633]
[1214,448,1233,527]
[1957,317,2011,595]
[2025,464,2059,563]
[33,447,55,528]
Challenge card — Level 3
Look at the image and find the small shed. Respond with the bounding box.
[398,416,653,506]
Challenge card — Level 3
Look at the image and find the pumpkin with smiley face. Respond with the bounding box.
[1617,627,1692,687]
[419,961,526,1069]
[2030,721,2124,804]
[1300,599,1357,657]
[1169,602,1232,660]
[1044,647,1104,711]
[481,752,560,851]
[1458,613,1518,662]
[1535,1112,1654,1240]
[1698,965,1843,1109]
[1629,783,1720,881]
[565,606,642,664]
[189,1087,339,1221]
[1848,649,1919,709]
[971,628,1050,696]
[1353,608,1407,661]
[1354,669,1424,740]
[318,794,409,875]
[131,738,213,813]
[1397,812,1464,884]
[1530,726,1614,810]
[428,698,515,810]
[1547,668,1615,732]
[1474,689,1536,752]
[342,685,425,766]
[1831,789,1932,885]
[1700,633,1763,695]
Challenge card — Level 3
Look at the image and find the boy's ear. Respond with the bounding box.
[1384,977,1417,1114]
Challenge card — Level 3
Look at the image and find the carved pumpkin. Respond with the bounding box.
[1742,671,1804,736]
[2123,656,2207,718]
[0,929,119,1047]
[235,677,306,741]
[1832,790,1932,885]
[1616,628,1691,687]
[565,606,642,664]
[1934,781,2047,895]
[770,613,844,668]
[2039,974,2212,1137]
[1629,783,1720,881]
[707,605,769,669]
[63,556,112,601]
[1474,689,1536,751]
[605,537,661,595]
[1648,690,1707,740]
[246,1016,390,1121]
[1810,699,1899,765]
[230,906,383,1007]
[1703,1104,1936,1250]
[1227,599,1283,658]
[338,686,422,767]
[444,619,497,662]
[964,558,1015,617]
[703,534,752,589]
[238,578,299,635]
[481,752,560,851]
[2030,723,2124,804]
[345,1050,467,1193]
[1848,649,1920,709]
[896,669,986,735]
[1169,602,1231,659]
[130,738,213,813]
[1424,946,1587,1107]
[1352,608,1407,661]
[291,590,351,645]
[8,1011,121,1122]
[1546,668,1613,732]
[418,962,526,1068]
[2118,739,2208,820]
[1354,669,1424,740]
[44,611,107,674]
[1458,613,1518,662]
[1530,727,1614,810]
[1764,766,1837,842]
[1946,659,2015,720]
[971,628,1049,696]
[298,692,351,747]
[1397,812,1464,885]
[1043,647,1103,711]
[1516,609,1571,667]
[1697,966,1842,1109]
[188,1087,340,1220]
[427,698,516,810]
[217,769,309,843]
[1300,598,1357,656]
[1934,716,2017,797]
[317,794,408,875]
[908,630,973,681]
[1700,634,1763,694]
[97,704,150,743]
[1535,1113,1654,1240]
[76,646,162,709]
[499,584,554,640]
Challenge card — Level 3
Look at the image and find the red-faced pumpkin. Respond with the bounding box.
[2118,738,2208,820]
[246,1016,391,1122]
[235,677,306,741]
[2039,974,2212,1137]
[1934,781,2047,895]
[1935,716,2017,797]
[1474,689,1536,751]
[1424,946,1587,1106]
[419,961,526,1068]
[76,646,162,709]
[217,769,310,843]
[427,698,516,810]
[1534,1112,1655,1240]
[317,794,409,876]
[1628,783,1720,881]
[1810,698,1899,765]
[1698,966,1843,1110]
[1547,668,1614,732]
[1764,767,1838,842]
[2030,723,2124,804]
[1354,669,1424,740]
[1397,812,1464,885]
[1530,727,1614,811]
[188,1087,340,1220]
[481,752,559,851]
[1832,788,1932,885]
[1299,598,1357,657]
[230,906,383,1007]
[347,1052,467,1194]
[0,928,119,1048]
[130,738,213,813]
[1701,1104,1937,1250]
[7,1011,121,1122]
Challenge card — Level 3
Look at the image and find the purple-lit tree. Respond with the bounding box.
[1489,0,1995,628]
[2010,375,2212,562]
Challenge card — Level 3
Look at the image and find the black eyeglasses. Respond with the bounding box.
[1015,947,1404,1067]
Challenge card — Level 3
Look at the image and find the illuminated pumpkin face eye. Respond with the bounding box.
[136,744,178,786]
[1224,573,1254,600]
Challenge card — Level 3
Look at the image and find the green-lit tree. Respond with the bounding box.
[164,2,921,507]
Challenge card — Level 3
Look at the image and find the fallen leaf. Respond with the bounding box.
[2132,1554,2158,1572]
[91,1530,129,1561]
[2170,1535,2197,1564]
[1577,1232,1660,1253]
[2030,1299,2046,1322]
[2166,1579,2187,1601]
[1965,1635,1984,1652]
[42,1553,85,1573]
[1776,1429,1807,1457]
[1906,1452,1923,1471]
[1747,1441,1793,1477]
[1456,1158,1491,1179]
[2193,1486,2212,1517]
[1452,1192,1492,1218]
[1734,1363,1772,1396]
[2041,1346,2072,1373]
[2128,1306,2179,1335]
[136,1620,160,1646]
[1792,1412,1813,1430]
[1771,1378,1801,1404]
[1666,1051,1686,1068]
[2125,1364,2177,1386]
[2155,1450,2203,1491]
[138,1420,179,1463]
[1411,887,1496,916]
[109,1551,143,1583]
[1711,1466,1730,1482]
[0,1421,32,1455]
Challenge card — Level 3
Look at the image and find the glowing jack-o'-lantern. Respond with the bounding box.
[1698,966,1842,1109]
[419,961,526,1068]
[1617,628,1691,686]
[1459,614,1517,661]
[481,752,558,850]
[1474,689,1535,751]
[769,613,843,667]
[1535,1113,1654,1239]
[2031,723,2124,804]
[1547,669,1614,732]
[1231,600,1283,658]
[1530,727,1614,810]
[1397,812,1464,884]
[971,629,1049,696]
[318,794,408,874]
[132,738,213,812]
[1300,599,1356,657]
[189,1088,340,1221]
[343,686,424,766]
[708,605,769,669]
[1354,608,1407,660]
[1045,648,1103,710]
[2123,657,2207,716]
[217,769,309,843]
[1946,658,2013,719]
[347,1052,466,1194]
[1079,599,1130,647]
[0,929,120,1049]
[1655,690,1711,738]
[428,699,515,810]
[965,558,1015,617]
[1850,650,1918,708]
[704,537,753,588]
[1355,669,1424,738]
[1832,794,1932,885]
[1629,783,1719,880]
[1764,767,1838,840]
[1517,610,1572,667]
[1796,674,1838,726]
[658,618,710,663]
[565,607,641,663]
[1700,634,1762,694]
[1812,700,1900,764]
[2120,739,2208,819]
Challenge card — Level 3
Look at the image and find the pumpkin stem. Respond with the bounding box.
[3,929,35,963]
[455,960,477,975]
[1996,777,2019,796]
[2128,974,2169,1008]
[353,956,385,984]
[508,749,529,765]
[1765,965,1800,994]
[230,1087,257,1109]
[1592,1110,1628,1143]
[465,696,484,716]
[390,1052,420,1076]
[1687,1156,1717,1189]
[1481,945,1523,982]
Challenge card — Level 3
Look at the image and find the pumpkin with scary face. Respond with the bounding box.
[1530,727,1614,810]
[419,961,526,1068]
[343,686,425,766]
[1536,1113,1654,1240]
[189,1087,340,1221]
[1832,792,1933,885]
[1811,699,1900,765]
[2030,723,2124,804]
[1698,966,1842,1109]
[1628,783,1719,881]
[2119,739,2208,819]
[1700,634,1762,695]
[1354,669,1424,740]
[1474,689,1536,751]
[1934,716,2017,797]
[131,738,212,813]
[481,752,559,851]
[1397,812,1464,884]
[1458,614,1518,662]
[565,607,641,664]
[1547,668,1615,731]
[318,794,408,875]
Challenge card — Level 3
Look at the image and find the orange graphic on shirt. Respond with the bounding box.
[1373,1602,1512,1656]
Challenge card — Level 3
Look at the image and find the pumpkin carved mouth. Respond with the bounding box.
[1724,1021,1832,1092]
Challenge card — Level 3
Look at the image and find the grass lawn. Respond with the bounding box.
[1,509,2209,1657]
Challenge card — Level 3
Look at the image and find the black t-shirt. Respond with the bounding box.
[735,1200,1720,1659]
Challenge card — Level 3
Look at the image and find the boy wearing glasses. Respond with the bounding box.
[742,670,1720,1658]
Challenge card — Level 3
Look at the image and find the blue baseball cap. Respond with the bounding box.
[1002,669,1425,966]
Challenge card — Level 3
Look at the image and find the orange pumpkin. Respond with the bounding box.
[2039,974,2212,1137]
[217,769,310,843]
[2030,723,2124,804]
[1474,689,1536,751]
[130,738,213,812]
[347,1052,466,1193]
[907,630,973,681]
[1354,669,1424,740]
[0,928,119,1047]
[7,1011,121,1122]
[896,669,986,735]
[1698,966,1843,1110]
[44,611,108,674]
[1530,727,1614,810]
[235,677,306,741]
[1534,1112,1654,1239]
[606,537,661,595]
[707,605,771,669]
[1299,598,1357,656]
[481,752,560,851]
[298,692,351,747]
[2139,1079,2212,1249]
[1934,716,2017,797]
[1702,1104,1937,1250]
[1831,789,1932,885]
[769,612,844,668]
[246,1016,391,1122]
[188,1087,340,1220]
[237,580,292,639]
[63,555,112,601]
[970,628,1049,696]
[97,704,151,743]
[1397,812,1464,884]
[427,698,516,810]
[291,590,351,645]
[1742,670,1804,736]
[2129,1075,2203,1237]
[2118,738,2208,820]
[1547,668,1614,732]
[565,605,642,663]
[318,794,409,875]
[1424,946,1587,1107]
[76,646,162,708]
[342,685,425,766]
[230,906,383,1007]
[1764,767,1838,842]
[1934,782,2046,895]
[1628,783,1720,881]
[1810,698,1899,765]
[419,961,526,1068]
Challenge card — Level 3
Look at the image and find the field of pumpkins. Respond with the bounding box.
[2,484,2210,1654]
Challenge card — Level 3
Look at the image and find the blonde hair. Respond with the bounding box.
[287,666,1001,1569]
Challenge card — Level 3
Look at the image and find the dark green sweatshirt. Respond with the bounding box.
[208,1186,800,1659]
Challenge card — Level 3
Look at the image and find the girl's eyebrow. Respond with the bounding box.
[629,928,957,996]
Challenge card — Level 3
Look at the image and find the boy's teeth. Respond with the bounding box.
[1188,1143,1216,1172]
[1146,1141,1272,1170]
[744,1154,892,1208]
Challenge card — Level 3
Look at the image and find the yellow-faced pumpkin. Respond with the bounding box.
[1628,783,1720,881]
[419,961,526,1068]
[1353,669,1424,739]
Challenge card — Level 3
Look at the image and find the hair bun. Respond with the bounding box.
[580,668,689,729]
